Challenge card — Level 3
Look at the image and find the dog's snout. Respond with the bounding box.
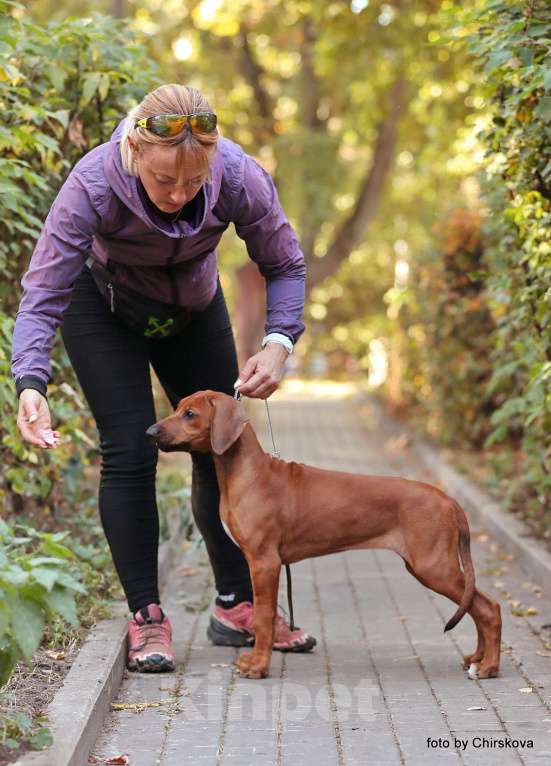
[146,424,159,439]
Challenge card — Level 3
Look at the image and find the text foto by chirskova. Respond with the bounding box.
[426,736,534,751]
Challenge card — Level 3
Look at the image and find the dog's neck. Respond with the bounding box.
[212,422,271,499]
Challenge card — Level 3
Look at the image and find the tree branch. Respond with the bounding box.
[238,27,275,137]
[307,75,411,288]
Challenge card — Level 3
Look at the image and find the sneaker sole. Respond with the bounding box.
[207,618,317,653]
[128,653,175,673]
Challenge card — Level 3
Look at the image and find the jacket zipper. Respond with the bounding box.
[107,282,115,312]
[166,239,179,305]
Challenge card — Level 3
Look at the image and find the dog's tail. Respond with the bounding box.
[444,501,475,632]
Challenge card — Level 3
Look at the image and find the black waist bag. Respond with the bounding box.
[86,257,192,339]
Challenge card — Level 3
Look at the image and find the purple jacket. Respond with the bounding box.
[11,120,306,391]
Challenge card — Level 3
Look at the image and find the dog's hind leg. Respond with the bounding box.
[404,560,501,679]
[462,621,485,671]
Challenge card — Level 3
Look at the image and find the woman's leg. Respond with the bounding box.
[61,267,160,613]
[149,278,253,603]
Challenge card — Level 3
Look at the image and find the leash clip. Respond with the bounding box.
[233,388,242,401]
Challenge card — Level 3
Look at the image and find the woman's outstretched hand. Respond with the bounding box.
[17,389,61,448]
[234,343,289,399]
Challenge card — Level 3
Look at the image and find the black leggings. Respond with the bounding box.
[61,265,253,613]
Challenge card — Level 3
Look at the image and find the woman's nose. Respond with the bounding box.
[168,189,188,206]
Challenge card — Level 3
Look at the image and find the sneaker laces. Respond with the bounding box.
[133,621,168,652]
[275,602,302,632]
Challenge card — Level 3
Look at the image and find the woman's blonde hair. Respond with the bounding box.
[120,84,219,178]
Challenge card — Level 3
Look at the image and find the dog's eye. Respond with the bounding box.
[182,409,194,419]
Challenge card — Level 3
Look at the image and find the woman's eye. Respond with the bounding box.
[183,409,194,419]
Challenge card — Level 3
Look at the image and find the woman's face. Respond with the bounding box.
[133,143,209,213]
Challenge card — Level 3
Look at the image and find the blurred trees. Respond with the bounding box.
[28,0,476,357]
[11,0,551,517]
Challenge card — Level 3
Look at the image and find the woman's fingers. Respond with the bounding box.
[17,390,61,448]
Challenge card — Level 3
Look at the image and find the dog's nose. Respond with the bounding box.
[146,424,159,439]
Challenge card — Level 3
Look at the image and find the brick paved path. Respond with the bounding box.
[90,383,551,765]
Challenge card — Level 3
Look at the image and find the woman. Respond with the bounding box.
[12,84,316,672]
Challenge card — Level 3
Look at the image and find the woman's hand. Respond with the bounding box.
[234,343,289,399]
[17,389,61,449]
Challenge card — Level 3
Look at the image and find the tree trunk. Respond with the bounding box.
[112,0,126,18]
[307,76,410,289]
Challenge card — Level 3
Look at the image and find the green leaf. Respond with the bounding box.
[54,570,87,594]
[11,598,44,661]
[29,728,54,750]
[80,71,101,107]
[43,586,78,627]
[47,64,66,92]
[98,72,110,101]
[0,641,18,688]
[31,568,59,592]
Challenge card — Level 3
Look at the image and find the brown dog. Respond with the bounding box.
[146,390,502,680]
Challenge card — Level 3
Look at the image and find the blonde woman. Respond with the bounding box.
[12,84,315,672]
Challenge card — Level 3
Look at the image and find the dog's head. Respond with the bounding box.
[146,390,249,455]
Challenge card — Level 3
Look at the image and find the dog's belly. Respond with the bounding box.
[281,529,406,564]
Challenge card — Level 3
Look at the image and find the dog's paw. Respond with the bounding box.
[235,650,269,679]
[477,663,499,679]
[466,662,479,680]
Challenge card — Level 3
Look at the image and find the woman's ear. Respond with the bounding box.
[128,136,139,157]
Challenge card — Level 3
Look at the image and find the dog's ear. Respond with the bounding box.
[208,393,248,455]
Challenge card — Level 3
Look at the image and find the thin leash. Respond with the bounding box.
[233,388,295,631]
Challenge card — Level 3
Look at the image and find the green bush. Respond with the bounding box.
[0,3,159,687]
[459,0,551,512]
[0,519,85,687]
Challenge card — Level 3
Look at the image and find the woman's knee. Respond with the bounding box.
[99,433,158,479]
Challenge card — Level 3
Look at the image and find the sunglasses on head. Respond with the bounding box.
[135,112,218,137]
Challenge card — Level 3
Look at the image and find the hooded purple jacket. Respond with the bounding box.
[11,119,306,393]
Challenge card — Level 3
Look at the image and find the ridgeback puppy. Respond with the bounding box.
[146,390,502,681]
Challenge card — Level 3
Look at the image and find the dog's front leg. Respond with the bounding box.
[236,555,281,679]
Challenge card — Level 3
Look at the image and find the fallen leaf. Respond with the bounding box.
[110,702,162,712]
[179,566,198,576]
[536,651,551,658]
[472,530,489,543]
[104,757,129,765]
[385,434,409,453]
[519,687,533,694]
[511,606,539,617]
[467,706,486,711]
[496,551,514,561]
[45,650,66,661]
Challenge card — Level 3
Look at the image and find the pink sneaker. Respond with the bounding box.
[207,601,316,652]
[127,603,175,672]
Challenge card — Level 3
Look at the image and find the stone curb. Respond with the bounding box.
[13,530,181,766]
[414,438,551,596]
[366,395,551,597]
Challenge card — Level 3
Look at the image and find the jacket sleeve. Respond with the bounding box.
[11,170,100,393]
[231,153,306,345]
